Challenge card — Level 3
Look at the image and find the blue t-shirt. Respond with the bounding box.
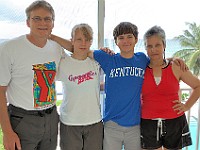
[94,50,149,127]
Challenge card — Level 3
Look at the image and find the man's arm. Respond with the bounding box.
[50,35,114,59]
[50,34,73,52]
[0,86,21,150]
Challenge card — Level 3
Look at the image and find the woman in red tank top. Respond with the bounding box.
[140,25,200,150]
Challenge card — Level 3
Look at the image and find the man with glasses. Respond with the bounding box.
[0,1,71,150]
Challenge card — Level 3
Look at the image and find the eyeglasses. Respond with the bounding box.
[31,16,53,23]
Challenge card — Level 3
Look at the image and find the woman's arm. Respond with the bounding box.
[50,34,73,52]
[172,63,200,114]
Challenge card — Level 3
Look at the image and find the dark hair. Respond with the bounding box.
[25,0,55,21]
[143,25,166,48]
[113,22,138,43]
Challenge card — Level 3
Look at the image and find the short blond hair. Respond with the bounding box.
[71,23,93,41]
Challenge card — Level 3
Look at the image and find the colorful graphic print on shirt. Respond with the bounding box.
[68,71,96,84]
[32,61,56,108]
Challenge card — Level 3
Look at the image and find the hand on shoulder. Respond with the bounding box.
[171,57,188,72]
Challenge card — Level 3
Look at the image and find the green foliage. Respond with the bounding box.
[173,22,200,76]
[0,128,3,150]
[56,100,62,106]
[181,93,189,101]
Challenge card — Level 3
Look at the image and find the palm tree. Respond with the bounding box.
[173,22,200,76]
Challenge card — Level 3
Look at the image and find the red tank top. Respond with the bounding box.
[141,64,184,119]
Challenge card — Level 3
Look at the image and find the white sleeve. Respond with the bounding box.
[56,53,70,81]
[0,43,12,86]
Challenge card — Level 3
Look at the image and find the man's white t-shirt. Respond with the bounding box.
[0,35,62,110]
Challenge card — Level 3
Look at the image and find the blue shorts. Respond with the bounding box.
[141,114,192,149]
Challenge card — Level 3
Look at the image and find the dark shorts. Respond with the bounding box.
[141,114,192,149]
[60,121,103,150]
[8,104,59,150]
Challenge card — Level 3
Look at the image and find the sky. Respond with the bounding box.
[0,0,200,39]
[104,0,200,39]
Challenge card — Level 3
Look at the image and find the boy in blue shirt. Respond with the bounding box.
[91,22,148,150]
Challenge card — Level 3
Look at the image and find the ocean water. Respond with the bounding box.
[1,38,185,58]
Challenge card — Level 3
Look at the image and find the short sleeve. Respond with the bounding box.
[0,43,12,86]
[93,50,112,72]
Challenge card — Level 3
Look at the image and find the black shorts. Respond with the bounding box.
[141,114,192,149]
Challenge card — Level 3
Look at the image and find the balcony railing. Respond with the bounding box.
[180,88,200,150]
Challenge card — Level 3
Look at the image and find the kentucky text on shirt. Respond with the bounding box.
[109,67,145,78]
